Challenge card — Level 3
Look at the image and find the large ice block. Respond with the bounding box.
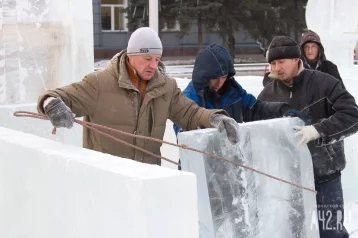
[0,127,199,238]
[178,117,319,237]
[0,0,93,104]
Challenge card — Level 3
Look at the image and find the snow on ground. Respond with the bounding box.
[345,202,358,236]
[94,56,267,69]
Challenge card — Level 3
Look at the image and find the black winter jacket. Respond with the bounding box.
[303,59,345,89]
[258,69,358,183]
[262,60,345,89]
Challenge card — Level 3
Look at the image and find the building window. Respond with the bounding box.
[161,19,180,32]
[101,0,127,32]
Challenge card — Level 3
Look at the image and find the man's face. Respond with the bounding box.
[128,54,161,80]
[209,75,227,92]
[303,42,320,62]
[270,58,299,84]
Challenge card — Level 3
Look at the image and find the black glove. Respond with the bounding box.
[209,114,239,144]
[284,109,311,125]
[44,98,75,128]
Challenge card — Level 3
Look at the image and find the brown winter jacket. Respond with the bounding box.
[38,50,224,165]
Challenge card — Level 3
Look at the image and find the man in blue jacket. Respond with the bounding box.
[174,44,299,135]
[174,44,304,169]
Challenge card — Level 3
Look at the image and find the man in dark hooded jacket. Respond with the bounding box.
[300,29,345,88]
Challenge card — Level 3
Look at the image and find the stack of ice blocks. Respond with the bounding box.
[178,117,319,238]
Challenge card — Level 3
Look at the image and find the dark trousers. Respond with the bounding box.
[315,175,349,238]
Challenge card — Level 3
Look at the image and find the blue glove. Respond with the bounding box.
[284,109,311,125]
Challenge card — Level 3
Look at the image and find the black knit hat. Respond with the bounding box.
[266,36,301,63]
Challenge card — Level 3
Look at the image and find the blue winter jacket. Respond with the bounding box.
[174,44,289,135]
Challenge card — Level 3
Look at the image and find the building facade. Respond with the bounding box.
[92,0,260,59]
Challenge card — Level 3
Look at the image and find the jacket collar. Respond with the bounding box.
[291,60,305,86]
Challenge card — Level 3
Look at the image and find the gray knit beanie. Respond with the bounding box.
[266,36,301,63]
[127,27,163,55]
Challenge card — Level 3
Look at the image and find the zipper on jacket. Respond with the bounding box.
[133,91,141,161]
[138,79,143,104]
[138,78,142,89]
[135,92,140,131]
[289,91,292,98]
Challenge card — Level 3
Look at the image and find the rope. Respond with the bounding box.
[13,111,317,194]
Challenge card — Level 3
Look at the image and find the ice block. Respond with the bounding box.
[0,127,199,238]
[0,0,93,104]
[178,117,319,238]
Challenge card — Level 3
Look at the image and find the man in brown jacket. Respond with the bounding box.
[37,27,239,165]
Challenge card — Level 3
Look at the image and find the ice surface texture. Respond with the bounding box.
[179,117,319,238]
[0,0,94,104]
[0,103,82,146]
[0,127,198,238]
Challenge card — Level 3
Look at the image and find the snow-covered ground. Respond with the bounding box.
[94,60,269,77]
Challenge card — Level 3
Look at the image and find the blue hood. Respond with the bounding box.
[192,44,236,93]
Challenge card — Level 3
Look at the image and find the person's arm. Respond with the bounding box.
[172,82,197,137]
[243,100,291,122]
[313,77,358,145]
[237,84,290,122]
[37,73,99,117]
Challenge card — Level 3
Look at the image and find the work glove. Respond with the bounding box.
[44,97,75,128]
[284,109,310,125]
[209,114,239,145]
[293,125,321,146]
